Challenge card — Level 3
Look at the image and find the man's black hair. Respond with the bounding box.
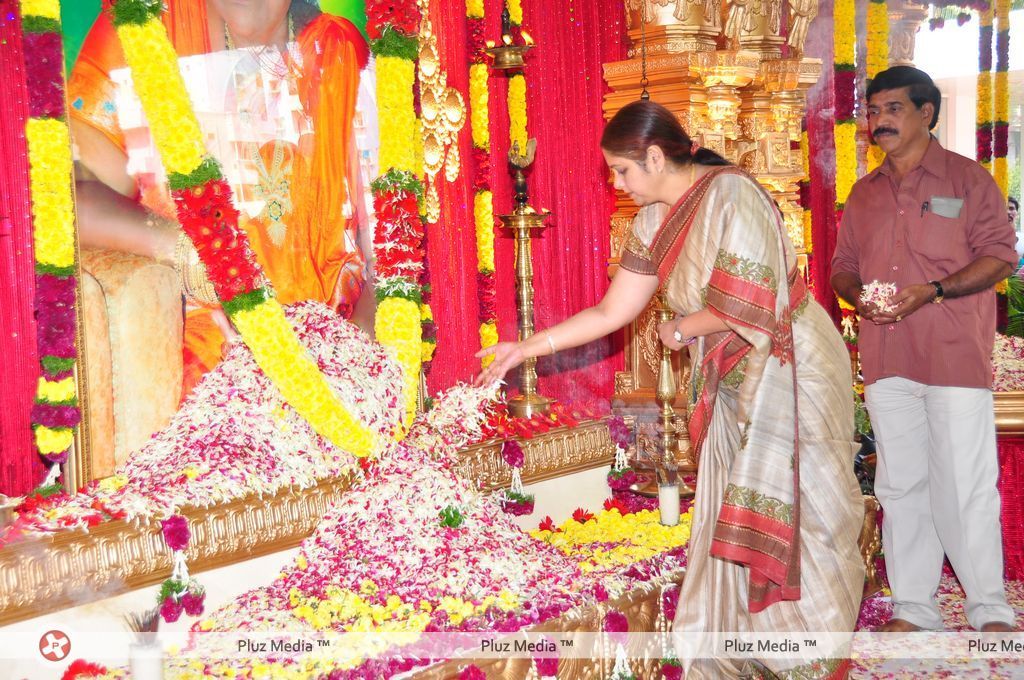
[866,66,942,130]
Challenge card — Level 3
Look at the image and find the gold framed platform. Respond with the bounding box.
[410,571,682,679]
[0,419,614,626]
[995,391,1024,434]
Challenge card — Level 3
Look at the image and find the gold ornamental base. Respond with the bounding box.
[507,392,556,419]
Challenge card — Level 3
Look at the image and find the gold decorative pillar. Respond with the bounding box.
[888,1,929,67]
[625,0,722,56]
[726,0,785,58]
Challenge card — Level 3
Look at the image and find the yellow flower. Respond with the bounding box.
[833,0,856,64]
[421,339,436,364]
[295,554,308,570]
[995,278,1009,295]
[865,2,889,79]
[231,299,379,457]
[479,322,498,368]
[803,209,813,254]
[469,64,490,151]
[474,190,495,271]
[36,376,76,403]
[116,20,207,176]
[376,296,422,428]
[508,74,528,154]
[994,70,1009,123]
[466,0,484,19]
[836,294,855,311]
[867,144,885,173]
[420,303,433,322]
[36,426,73,455]
[20,0,60,20]
[98,474,129,493]
[507,0,523,25]
[994,157,1008,197]
[26,119,75,269]
[834,121,857,206]
[376,56,418,174]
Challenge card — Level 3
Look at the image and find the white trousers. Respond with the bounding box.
[865,377,1013,629]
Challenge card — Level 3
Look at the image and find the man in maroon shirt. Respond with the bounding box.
[832,66,1016,633]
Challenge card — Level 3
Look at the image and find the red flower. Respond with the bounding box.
[535,655,559,677]
[366,0,420,39]
[61,659,108,680]
[457,665,486,680]
[500,439,524,468]
[160,596,184,623]
[538,515,561,533]
[181,589,206,617]
[662,662,683,680]
[161,514,191,552]
[604,610,629,633]
[603,498,629,514]
[572,508,595,524]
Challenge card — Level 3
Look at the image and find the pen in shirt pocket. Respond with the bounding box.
[920,201,930,217]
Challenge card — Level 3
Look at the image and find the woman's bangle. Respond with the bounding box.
[545,330,557,355]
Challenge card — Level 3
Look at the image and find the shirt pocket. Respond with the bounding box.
[914,209,969,268]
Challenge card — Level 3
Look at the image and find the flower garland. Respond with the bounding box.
[368,0,425,428]
[993,0,1010,196]
[468,0,498,368]
[109,0,379,458]
[865,0,888,172]
[799,126,812,254]
[498,438,535,515]
[156,514,205,622]
[19,0,82,469]
[977,4,994,172]
[506,3,529,158]
[833,0,857,211]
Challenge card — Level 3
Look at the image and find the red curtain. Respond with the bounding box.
[426,0,627,404]
[998,436,1024,580]
[0,1,44,496]
[803,2,840,322]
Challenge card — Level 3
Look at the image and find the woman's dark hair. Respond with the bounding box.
[866,65,941,130]
[290,0,322,33]
[1010,196,1020,210]
[601,100,729,168]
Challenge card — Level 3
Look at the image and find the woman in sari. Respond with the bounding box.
[70,0,372,397]
[478,100,864,678]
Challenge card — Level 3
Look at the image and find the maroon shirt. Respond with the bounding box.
[832,138,1016,388]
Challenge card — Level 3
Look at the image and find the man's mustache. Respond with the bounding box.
[873,128,898,137]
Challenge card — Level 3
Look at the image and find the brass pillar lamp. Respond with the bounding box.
[497,139,554,419]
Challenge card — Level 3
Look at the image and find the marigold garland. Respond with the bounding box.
[865,0,888,172]
[799,128,812,254]
[833,0,856,210]
[467,2,497,368]
[20,0,81,467]
[508,74,528,155]
[977,5,994,171]
[109,0,379,458]
[993,0,1010,196]
[369,1,424,427]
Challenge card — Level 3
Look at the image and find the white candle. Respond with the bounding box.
[659,483,680,526]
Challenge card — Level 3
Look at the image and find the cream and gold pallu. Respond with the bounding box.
[621,168,864,679]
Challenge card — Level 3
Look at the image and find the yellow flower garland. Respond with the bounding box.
[508,74,528,154]
[835,121,858,207]
[474,190,495,270]
[994,0,1010,195]
[114,11,380,457]
[26,119,76,270]
[20,0,58,20]
[507,0,523,26]
[978,7,994,174]
[376,56,419,176]
[36,376,76,403]
[35,426,74,455]
[865,1,888,173]
[800,130,812,254]
[376,297,422,429]
[834,0,855,65]
[466,0,484,18]
[479,322,498,368]
[469,63,490,151]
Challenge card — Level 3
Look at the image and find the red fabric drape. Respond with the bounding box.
[0,1,44,495]
[803,3,840,322]
[427,0,627,404]
[997,436,1024,580]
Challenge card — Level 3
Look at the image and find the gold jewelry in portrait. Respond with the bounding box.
[174,232,219,305]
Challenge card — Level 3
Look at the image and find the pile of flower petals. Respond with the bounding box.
[4,302,405,541]
[993,333,1024,392]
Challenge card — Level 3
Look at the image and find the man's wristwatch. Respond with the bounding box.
[929,280,944,304]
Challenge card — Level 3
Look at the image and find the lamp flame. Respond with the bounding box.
[521,30,534,45]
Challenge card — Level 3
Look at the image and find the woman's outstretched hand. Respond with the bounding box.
[474,341,526,386]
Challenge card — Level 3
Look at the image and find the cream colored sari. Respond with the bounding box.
[622,168,864,679]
